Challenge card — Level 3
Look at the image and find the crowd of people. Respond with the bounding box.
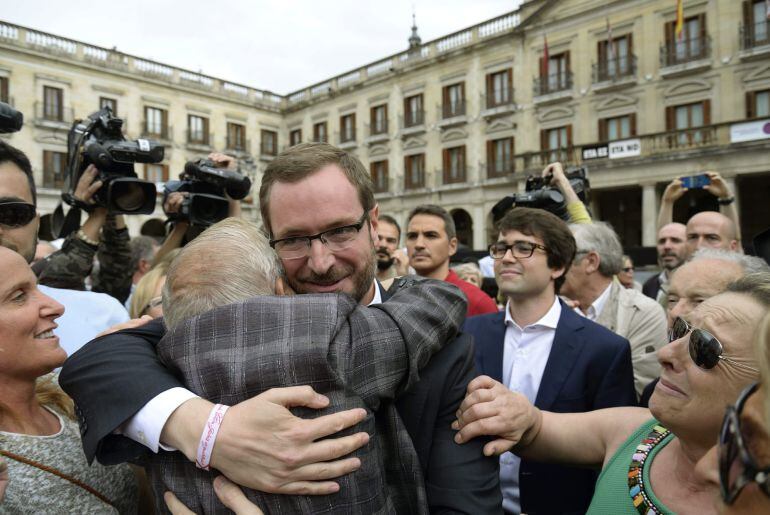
[1,136,769,514]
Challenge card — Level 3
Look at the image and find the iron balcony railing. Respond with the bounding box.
[533,71,573,96]
[484,87,515,109]
[592,54,638,83]
[740,20,770,49]
[660,34,712,67]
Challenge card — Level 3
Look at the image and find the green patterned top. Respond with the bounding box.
[586,418,676,515]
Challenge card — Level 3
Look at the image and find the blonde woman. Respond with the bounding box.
[129,249,179,319]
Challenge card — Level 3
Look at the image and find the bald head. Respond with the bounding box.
[685,211,738,257]
[657,223,687,271]
[666,257,745,327]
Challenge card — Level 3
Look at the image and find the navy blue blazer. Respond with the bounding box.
[464,301,637,515]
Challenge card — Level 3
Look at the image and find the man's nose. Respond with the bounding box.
[307,238,335,274]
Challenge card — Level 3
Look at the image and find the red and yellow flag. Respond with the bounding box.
[675,0,684,40]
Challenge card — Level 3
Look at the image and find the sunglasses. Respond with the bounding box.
[0,202,36,227]
[719,382,770,504]
[669,317,759,373]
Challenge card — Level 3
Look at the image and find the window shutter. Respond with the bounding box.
[703,99,711,126]
[486,73,493,100]
[403,97,410,120]
[665,21,674,49]
[598,118,608,142]
[565,51,571,73]
[746,91,756,118]
[629,113,638,136]
[507,69,513,93]
[486,139,494,170]
[538,56,545,79]
[460,146,467,179]
[566,125,573,148]
[540,129,547,150]
[665,106,675,131]
[442,148,449,183]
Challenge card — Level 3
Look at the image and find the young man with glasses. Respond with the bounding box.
[61,142,502,513]
[463,207,636,515]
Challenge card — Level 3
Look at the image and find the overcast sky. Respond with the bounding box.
[4,0,522,94]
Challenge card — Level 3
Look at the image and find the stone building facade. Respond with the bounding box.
[1,0,769,253]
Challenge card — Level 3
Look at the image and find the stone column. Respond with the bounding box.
[641,183,658,247]
[473,204,487,250]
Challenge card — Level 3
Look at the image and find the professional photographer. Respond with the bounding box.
[153,152,247,265]
[540,162,592,224]
[36,164,133,304]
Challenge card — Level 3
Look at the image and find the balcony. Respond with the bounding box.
[336,128,357,150]
[365,121,389,145]
[481,88,516,118]
[484,160,515,179]
[260,141,278,159]
[400,110,426,137]
[437,101,467,129]
[739,21,770,60]
[225,137,251,155]
[185,130,213,151]
[34,102,74,129]
[660,35,712,77]
[141,123,173,142]
[592,55,638,92]
[533,72,574,104]
[442,166,467,185]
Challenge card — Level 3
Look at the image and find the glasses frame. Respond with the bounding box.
[488,240,548,260]
[0,201,37,228]
[719,382,770,504]
[669,317,759,373]
[269,211,369,260]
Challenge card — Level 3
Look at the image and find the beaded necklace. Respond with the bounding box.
[627,423,670,515]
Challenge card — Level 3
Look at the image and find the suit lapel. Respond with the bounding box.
[478,312,507,382]
[534,305,584,410]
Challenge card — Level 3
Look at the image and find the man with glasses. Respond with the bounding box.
[61,142,501,513]
[0,141,128,354]
[463,207,636,515]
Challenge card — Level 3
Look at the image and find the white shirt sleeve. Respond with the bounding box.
[119,388,199,452]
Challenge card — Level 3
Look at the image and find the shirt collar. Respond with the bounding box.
[580,281,613,320]
[504,295,561,330]
[369,280,383,306]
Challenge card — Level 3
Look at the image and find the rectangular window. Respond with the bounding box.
[540,125,573,162]
[144,163,169,183]
[666,100,711,146]
[370,105,388,135]
[749,0,770,45]
[747,89,770,118]
[442,83,465,118]
[313,122,328,143]
[42,151,66,189]
[340,113,356,142]
[599,114,637,141]
[665,14,707,65]
[144,107,168,138]
[227,123,246,151]
[404,94,424,127]
[99,97,118,116]
[0,76,8,103]
[43,86,63,121]
[370,160,388,193]
[597,35,633,80]
[486,137,514,178]
[261,129,278,156]
[539,52,571,94]
[486,69,513,108]
[187,115,209,144]
[404,154,425,189]
[442,146,466,184]
[290,129,302,146]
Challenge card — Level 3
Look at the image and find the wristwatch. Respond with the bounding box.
[717,196,735,205]
[75,229,100,247]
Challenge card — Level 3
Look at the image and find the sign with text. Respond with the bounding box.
[730,120,770,143]
[582,144,608,160]
[608,138,642,159]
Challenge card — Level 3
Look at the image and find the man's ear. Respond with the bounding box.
[274,277,294,296]
[368,204,380,243]
[584,251,601,274]
[448,236,458,257]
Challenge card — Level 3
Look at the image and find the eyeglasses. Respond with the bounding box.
[488,241,547,260]
[0,202,36,227]
[669,317,759,373]
[719,382,770,504]
[621,267,634,273]
[270,211,369,260]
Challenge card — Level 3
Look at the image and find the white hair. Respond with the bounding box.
[690,248,770,275]
[569,222,624,277]
[162,218,282,329]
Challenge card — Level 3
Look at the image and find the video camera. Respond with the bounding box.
[492,166,591,221]
[163,158,251,227]
[0,102,23,133]
[64,107,164,214]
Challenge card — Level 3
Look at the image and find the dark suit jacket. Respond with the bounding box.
[464,302,637,515]
[642,273,662,300]
[60,280,502,514]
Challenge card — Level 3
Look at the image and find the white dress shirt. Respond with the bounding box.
[500,296,561,514]
[575,282,612,321]
[121,280,385,452]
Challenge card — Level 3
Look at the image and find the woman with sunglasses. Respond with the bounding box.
[454,273,770,514]
[0,247,140,513]
[695,311,770,512]
[128,249,178,320]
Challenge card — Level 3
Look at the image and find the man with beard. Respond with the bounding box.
[375,214,409,281]
[61,143,502,514]
[642,223,687,304]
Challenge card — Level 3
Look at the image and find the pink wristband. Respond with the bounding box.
[195,404,229,470]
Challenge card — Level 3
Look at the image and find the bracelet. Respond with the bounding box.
[195,404,229,470]
[717,196,735,205]
[75,229,100,247]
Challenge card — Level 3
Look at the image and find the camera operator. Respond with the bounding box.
[152,152,244,265]
[541,162,592,224]
[35,164,133,304]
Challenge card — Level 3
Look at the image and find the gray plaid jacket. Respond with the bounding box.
[149,277,467,514]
